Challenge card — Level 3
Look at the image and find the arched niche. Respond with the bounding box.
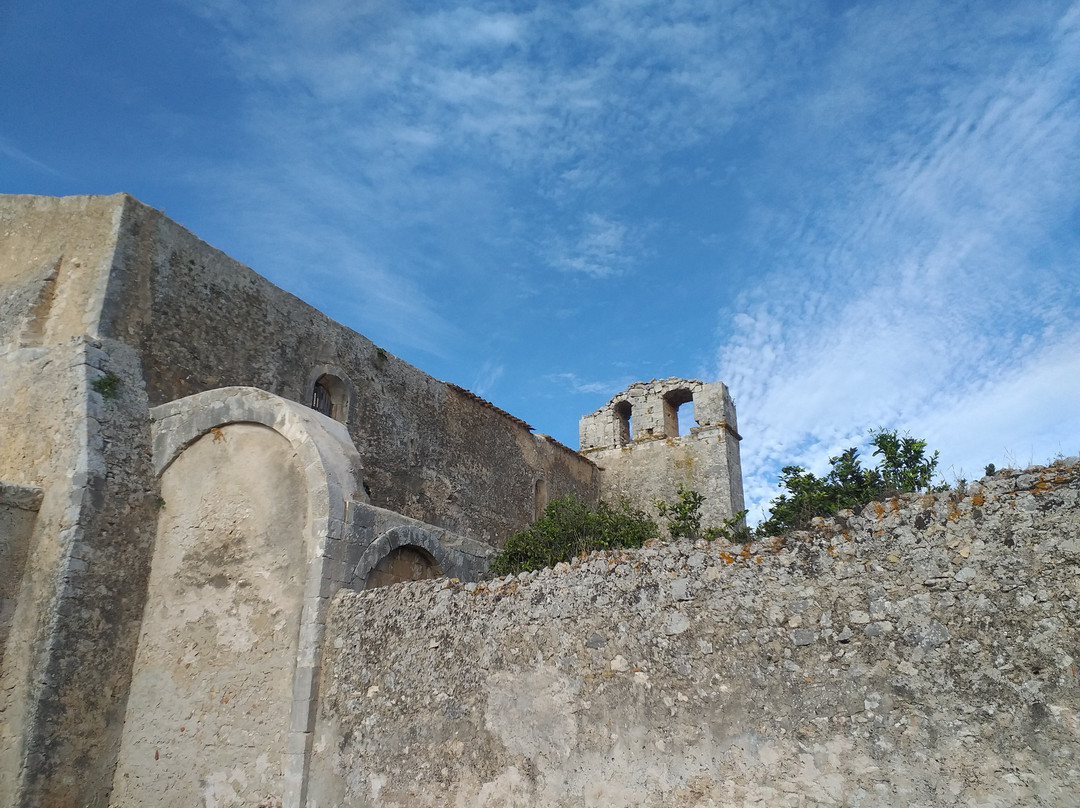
[305,365,353,423]
[112,423,307,806]
[129,386,365,808]
[354,524,457,590]
[365,545,443,589]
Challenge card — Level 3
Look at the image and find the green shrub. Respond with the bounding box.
[703,510,753,544]
[657,484,749,542]
[656,485,704,539]
[490,495,657,576]
[758,428,942,536]
[91,372,121,400]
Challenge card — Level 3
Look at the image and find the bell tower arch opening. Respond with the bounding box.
[663,388,695,437]
[614,399,632,445]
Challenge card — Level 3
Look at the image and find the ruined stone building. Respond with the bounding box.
[0,194,744,807]
[580,378,744,528]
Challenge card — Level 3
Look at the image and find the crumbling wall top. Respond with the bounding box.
[579,377,738,451]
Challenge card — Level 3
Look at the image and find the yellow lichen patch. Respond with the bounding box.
[874,503,886,518]
[971,493,985,507]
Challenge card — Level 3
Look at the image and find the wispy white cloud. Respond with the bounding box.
[178,0,809,361]
[717,2,1080,522]
[547,372,637,399]
[0,135,64,177]
[551,213,636,277]
[471,360,505,398]
[167,1,1078,470]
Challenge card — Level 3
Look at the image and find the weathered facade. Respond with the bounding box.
[316,461,1080,807]
[0,193,745,807]
[580,378,745,527]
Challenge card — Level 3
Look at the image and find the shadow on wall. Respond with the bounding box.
[366,545,443,589]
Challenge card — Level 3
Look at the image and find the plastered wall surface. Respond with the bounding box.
[0,338,157,808]
[1,195,162,807]
[314,461,1080,807]
[111,423,308,807]
[0,484,42,664]
[0,193,120,347]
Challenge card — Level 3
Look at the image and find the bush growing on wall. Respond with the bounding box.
[758,428,941,536]
[655,485,705,539]
[490,495,657,576]
[657,485,751,543]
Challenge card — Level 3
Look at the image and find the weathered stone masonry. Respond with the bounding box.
[6,191,1073,808]
[0,194,595,807]
[581,378,745,527]
[315,462,1080,807]
[0,194,745,807]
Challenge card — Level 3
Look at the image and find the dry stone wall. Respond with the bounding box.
[313,460,1080,807]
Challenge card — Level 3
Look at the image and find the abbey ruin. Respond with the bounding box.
[0,194,746,807]
[2,194,1077,807]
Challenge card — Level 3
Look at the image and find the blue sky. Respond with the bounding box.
[3,1,1079,522]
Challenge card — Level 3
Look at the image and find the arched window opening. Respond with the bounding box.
[309,373,349,422]
[663,389,695,437]
[311,382,332,417]
[614,400,632,446]
[365,545,443,589]
[534,478,548,519]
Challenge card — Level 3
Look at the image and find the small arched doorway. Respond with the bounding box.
[364,545,443,589]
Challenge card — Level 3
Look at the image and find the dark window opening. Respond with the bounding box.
[311,382,333,417]
[614,400,632,445]
[308,372,350,422]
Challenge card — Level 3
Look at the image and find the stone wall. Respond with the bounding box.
[0,193,592,806]
[0,483,42,664]
[0,198,138,806]
[313,460,1080,807]
[97,194,599,544]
